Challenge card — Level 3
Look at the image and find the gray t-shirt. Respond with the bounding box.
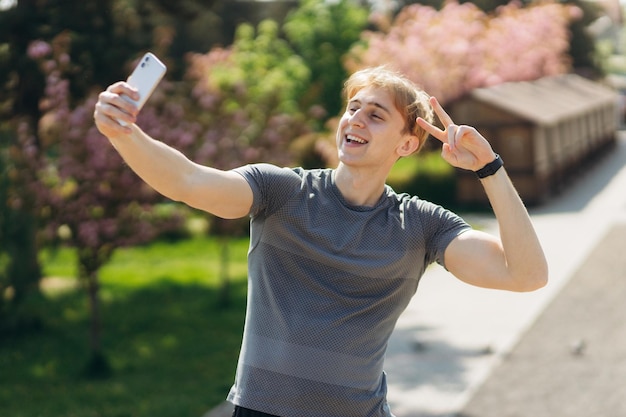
[227,164,470,417]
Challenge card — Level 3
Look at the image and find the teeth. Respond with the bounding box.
[346,134,367,144]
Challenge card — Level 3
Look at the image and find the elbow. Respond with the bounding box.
[515,263,549,292]
[518,274,548,292]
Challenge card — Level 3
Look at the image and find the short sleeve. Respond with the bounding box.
[411,199,471,269]
[233,163,303,218]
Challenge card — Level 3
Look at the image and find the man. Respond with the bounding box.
[94,66,548,417]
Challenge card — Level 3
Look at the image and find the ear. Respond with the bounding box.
[396,134,420,157]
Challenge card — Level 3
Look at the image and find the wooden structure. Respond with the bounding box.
[450,74,619,206]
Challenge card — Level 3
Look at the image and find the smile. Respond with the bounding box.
[346,134,368,144]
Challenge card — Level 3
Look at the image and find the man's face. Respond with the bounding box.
[336,86,412,169]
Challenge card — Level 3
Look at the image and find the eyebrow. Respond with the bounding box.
[349,99,392,116]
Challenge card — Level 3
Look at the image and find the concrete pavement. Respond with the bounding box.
[458,223,626,416]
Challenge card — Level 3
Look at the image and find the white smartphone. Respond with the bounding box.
[119,52,167,125]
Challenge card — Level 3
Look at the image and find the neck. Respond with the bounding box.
[334,163,389,207]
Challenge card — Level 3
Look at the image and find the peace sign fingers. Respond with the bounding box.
[416,96,497,171]
[416,96,455,145]
[430,96,455,126]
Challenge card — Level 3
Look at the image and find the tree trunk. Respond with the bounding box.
[1,208,42,333]
[86,269,101,355]
[218,237,231,308]
[82,265,111,378]
[7,210,42,305]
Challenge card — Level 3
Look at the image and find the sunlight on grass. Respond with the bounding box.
[3,236,251,417]
[40,236,250,289]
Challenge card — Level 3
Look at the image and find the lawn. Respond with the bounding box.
[0,236,250,417]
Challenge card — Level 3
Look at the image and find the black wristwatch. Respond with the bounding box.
[475,154,503,179]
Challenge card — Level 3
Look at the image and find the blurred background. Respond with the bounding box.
[0,0,624,416]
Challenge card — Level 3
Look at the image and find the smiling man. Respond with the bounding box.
[94,66,548,417]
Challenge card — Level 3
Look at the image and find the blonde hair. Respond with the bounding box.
[343,66,433,152]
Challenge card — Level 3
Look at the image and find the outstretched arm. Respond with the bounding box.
[417,97,548,292]
[93,81,253,219]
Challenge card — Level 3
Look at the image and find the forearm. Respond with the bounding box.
[480,168,548,290]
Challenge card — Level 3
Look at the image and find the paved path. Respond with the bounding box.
[385,132,626,417]
[458,223,626,417]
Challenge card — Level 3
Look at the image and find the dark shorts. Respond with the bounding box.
[232,406,280,417]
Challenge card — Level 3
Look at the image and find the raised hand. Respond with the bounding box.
[417,96,496,172]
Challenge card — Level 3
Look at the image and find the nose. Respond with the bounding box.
[348,109,365,128]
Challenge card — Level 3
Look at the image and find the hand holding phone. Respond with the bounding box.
[119,52,167,126]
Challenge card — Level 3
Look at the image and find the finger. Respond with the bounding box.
[108,81,139,100]
[417,117,445,143]
[94,98,135,130]
[447,124,458,150]
[107,102,136,125]
[441,142,454,162]
[449,124,478,151]
[99,89,138,120]
[95,112,133,135]
[429,96,454,127]
[107,82,140,111]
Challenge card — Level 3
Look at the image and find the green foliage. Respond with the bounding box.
[387,151,457,207]
[284,0,369,117]
[212,19,311,116]
[566,0,605,77]
[0,237,250,417]
[180,18,316,173]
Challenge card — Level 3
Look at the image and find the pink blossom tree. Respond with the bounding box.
[27,38,184,376]
[0,0,171,335]
[346,1,583,105]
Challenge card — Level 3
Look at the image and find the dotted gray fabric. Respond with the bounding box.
[227,164,470,417]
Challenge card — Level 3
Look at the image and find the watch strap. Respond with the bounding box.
[475,154,503,179]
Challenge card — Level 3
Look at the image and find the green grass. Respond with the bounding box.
[1,236,250,417]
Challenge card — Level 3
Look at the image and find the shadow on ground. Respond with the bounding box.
[0,281,247,417]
